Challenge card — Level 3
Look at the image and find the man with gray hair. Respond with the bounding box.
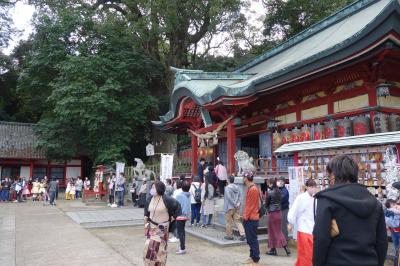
[224,175,246,241]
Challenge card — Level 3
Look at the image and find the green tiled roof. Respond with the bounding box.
[155,0,400,128]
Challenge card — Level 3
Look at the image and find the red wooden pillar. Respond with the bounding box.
[327,91,334,115]
[191,134,198,176]
[368,83,377,130]
[227,120,236,175]
[294,152,299,167]
[64,160,67,186]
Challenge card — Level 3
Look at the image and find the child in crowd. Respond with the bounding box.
[69,180,76,200]
[385,199,400,250]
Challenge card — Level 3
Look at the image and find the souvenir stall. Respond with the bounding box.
[275,131,400,200]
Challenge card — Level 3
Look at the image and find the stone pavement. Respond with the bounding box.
[0,215,15,266]
[0,199,395,266]
[0,201,133,266]
[65,208,144,228]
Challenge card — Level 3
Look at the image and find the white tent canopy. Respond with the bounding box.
[274,131,400,154]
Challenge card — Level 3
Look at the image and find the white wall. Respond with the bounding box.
[66,167,81,179]
[20,166,30,178]
[67,160,81,165]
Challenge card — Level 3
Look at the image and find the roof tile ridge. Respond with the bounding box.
[235,0,380,72]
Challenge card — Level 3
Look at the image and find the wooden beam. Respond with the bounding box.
[227,120,236,175]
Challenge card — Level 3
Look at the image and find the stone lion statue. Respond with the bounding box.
[234,150,256,176]
[133,158,155,181]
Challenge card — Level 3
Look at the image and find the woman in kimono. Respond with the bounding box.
[143,181,180,266]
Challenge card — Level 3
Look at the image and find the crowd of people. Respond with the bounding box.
[0,176,93,206]
[140,155,393,266]
[1,154,395,266]
[0,176,62,205]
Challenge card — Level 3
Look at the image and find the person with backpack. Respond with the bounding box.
[201,172,215,227]
[189,176,202,226]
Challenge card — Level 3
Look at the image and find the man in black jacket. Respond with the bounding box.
[313,155,388,266]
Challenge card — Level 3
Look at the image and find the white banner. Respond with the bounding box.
[160,154,174,182]
[146,143,155,156]
[288,166,305,208]
[116,162,125,178]
[288,166,305,240]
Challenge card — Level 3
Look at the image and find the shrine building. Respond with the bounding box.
[0,121,82,186]
[153,0,400,189]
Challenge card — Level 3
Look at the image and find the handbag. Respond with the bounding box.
[331,218,339,237]
[314,198,340,238]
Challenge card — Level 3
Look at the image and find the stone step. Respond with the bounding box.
[185,225,268,247]
[82,219,144,229]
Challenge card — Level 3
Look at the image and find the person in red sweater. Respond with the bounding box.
[242,170,260,265]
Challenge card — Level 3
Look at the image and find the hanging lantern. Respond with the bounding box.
[324,120,337,139]
[353,116,370,135]
[300,125,311,142]
[373,113,389,133]
[389,114,400,132]
[336,119,353,138]
[376,83,391,97]
[291,127,300,142]
[314,123,324,140]
[273,131,282,150]
[282,128,291,144]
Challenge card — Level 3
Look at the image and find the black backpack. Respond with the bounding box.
[193,184,202,203]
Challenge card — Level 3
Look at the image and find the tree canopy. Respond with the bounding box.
[0,0,359,165]
[18,3,162,164]
[263,0,354,41]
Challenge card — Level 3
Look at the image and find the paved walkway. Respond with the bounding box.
[65,208,144,228]
[0,200,394,266]
[0,202,133,266]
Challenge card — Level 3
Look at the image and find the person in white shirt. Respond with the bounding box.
[215,160,228,197]
[287,179,317,266]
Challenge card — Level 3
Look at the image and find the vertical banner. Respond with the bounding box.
[288,166,305,208]
[288,166,304,240]
[160,154,174,182]
[116,162,125,178]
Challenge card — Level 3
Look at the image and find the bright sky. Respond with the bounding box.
[5,1,265,56]
[3,1,35,54]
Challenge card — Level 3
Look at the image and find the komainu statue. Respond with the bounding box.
[234,150,256,176]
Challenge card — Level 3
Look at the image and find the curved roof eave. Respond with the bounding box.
[153,0,400,128]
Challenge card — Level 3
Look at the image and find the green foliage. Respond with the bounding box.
[263,0,354,41]
[19,3,162,165]
[91,0,244,68]
[0,1,15,49]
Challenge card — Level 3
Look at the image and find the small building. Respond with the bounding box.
[153,0,400,184]
[0,121,82,186]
